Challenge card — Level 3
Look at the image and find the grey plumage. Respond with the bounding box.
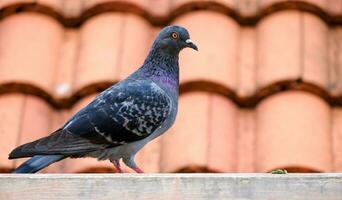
[9,25,198,173]
[12,155,65,173]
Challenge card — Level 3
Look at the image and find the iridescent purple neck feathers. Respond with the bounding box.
[137,48,179,95]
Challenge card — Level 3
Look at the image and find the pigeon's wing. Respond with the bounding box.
[9,79,172,158]
[72,79,172,144]
[8,128,112,159]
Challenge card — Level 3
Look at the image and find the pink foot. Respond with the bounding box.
[111,159,123,173]
[133,167,144,173]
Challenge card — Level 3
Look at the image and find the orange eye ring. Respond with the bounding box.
[171,32,179,39]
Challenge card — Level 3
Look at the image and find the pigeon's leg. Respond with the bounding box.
[110,159,123,173]
[123,156,144,173]
[133,167,144,173]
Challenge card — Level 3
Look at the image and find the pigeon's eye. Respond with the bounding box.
[171,32,179,39]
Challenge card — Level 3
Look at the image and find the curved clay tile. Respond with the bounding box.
[160,92,237,172]
[135,137,161,172]
[59,0,83,17]
[207,94,237,172]
[74,13,124,90]
[302,13,329,88]
[328,27,342,95]
[236,0,259,16]
[0,94,25,171]
[0,13,63,93]
[37,0,63,11]
[259,0,328,11]
[1,0,342,28]
[160,92,210,172]
[75,12,152,91]
[117,14,152,79]
[62,157,114,173]
[146,0,171,17]
[14,96,54,171]
[175,11,239,90]
[77,166,115,173]
[327,0,342,15]
[175,165,219,173]
[332,108,342,172]
[236,109,256,172]
[256,11,301,88]
[0,0,33,8]
[83,0,149,12]
[53,30,78,98]
[84,0,172,17]
[256,91,332,172]
[237,27,256,96]
[171,0,235,11]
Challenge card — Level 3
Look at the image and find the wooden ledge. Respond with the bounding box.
[0,173,341,199]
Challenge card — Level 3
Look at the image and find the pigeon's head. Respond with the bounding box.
[152,25,198,54]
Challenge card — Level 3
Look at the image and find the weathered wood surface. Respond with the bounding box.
[0,173,342,200]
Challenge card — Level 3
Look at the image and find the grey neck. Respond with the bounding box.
[137,48,180,97]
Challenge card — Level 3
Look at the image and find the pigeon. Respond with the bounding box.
[8,25,198,173]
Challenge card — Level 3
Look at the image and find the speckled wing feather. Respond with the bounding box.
[76,79,172,143]
[8,128,112,158]
[9,79,172,158]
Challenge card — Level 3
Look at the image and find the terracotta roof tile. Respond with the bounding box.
[332,108,342,172]
[160,92,211,172]
[62,157,114,173]
[54,30,78,98]
[0,13,63,93]
[260,0,328,11]
[75,13,123,90]
[14,96,53,170]
[17,96,53,147]
[160,92,237,172]
[0,95,25,171]
[327,0,342,15]
[0,0,33,8]
[256,91,332,172]
[117,14,152,79]
[37,0,63,11]
[60,0,83,17]
[302,13,329,87]
[236,109,256,172]
[236,0,258,16]
[0,0,341,173]
[179,0,235,8]
[1,0,342,26]
[176,11,239,89]
[206,94,237,172]
[83,0,150,12]
[147,0,171,16]
[135,137,161,172]
[328,27,342,95]
[237,27,256,96]
[256,11,301,88]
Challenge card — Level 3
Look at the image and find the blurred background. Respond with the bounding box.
[0,0,341,173]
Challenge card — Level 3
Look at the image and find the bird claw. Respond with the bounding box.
[115,166,123,173]
[133,167,144,173]
[111,159,123,173]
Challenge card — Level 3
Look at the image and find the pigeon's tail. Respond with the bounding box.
[12,155,66,173]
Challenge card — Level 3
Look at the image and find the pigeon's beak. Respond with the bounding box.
[185,39,198,51]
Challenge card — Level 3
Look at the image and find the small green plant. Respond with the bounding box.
[271,169,288,174]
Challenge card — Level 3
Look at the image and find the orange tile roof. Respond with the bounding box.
[0,0,342,173]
